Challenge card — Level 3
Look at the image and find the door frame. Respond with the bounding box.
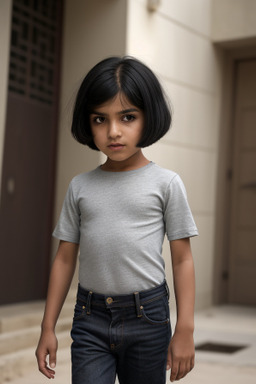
[214,45,256,305]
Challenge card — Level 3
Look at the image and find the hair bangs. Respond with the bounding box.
[87,75,119,113]
[118,65,144,110]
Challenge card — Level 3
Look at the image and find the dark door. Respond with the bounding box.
[0,0,63,304]
[228,59,256,305]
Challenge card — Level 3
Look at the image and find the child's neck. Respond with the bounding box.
[101,151,150,172]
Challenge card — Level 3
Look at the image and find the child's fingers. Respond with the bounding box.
[170,361,179,382]
[176,361,186,380]
[171,358,195,381]
[166,345,172,371]
[49,348,57,369]
[37,352,55,379]
[35,332,58,378]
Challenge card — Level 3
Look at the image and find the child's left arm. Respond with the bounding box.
[167,237,195,382]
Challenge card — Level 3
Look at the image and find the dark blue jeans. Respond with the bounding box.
[71,281,172,384]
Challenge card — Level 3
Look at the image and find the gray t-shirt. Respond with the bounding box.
[53,162,198,294]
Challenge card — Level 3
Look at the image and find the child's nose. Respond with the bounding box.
[108,121,121,138]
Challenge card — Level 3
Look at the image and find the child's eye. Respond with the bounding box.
[93,116,105,124]
[122,114,135,122]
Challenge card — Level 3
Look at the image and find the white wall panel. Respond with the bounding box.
[164,82,220,150]
[212,0,256,42]
[160,0,212,38]
[127,0,219,93]
[143,142,217,214]
[135,0,212,37]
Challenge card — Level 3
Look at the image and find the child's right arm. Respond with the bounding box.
[35,240,79,379]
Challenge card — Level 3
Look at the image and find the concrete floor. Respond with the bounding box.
[5,305,256,384]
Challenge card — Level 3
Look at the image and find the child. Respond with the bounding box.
[36,56,198,384]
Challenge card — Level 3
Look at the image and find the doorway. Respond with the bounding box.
[0,0,63,304]
[228,59,256,305]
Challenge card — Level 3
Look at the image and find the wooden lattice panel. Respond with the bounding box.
[8,0,60,104]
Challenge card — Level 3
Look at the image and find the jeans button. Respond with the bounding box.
[106,297,113,304]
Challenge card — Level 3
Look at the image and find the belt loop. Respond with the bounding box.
[86,291,93,315]
[134,292,142,317]
[165,281,170,300]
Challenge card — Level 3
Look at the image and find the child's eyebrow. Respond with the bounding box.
[118,108,139,115]
[90,108,139,116]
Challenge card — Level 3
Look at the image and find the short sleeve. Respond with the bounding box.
[52,179,80,244]
[164,175,198,241]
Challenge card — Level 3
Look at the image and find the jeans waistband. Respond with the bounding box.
[76,281,169,317]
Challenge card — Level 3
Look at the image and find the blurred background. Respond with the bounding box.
[0,0,255,383]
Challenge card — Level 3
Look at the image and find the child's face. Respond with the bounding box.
[90,94,145,169]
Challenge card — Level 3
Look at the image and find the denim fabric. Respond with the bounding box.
[71,282,172,384]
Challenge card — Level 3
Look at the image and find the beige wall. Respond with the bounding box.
[125,0,223,309]
[212,0,256,44]
[0,0,12,203]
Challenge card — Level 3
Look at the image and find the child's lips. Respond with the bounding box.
[108,143,125,151]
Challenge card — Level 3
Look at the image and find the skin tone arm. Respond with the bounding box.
[35,240,79,379]
[167,238,195,382]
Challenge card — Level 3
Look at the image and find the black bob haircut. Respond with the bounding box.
[71,56,172,150]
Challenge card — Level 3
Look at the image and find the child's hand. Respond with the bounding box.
[166,329,195,381]
[35,330,58,379]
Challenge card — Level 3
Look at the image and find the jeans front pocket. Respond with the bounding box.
[141,295,170,325]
